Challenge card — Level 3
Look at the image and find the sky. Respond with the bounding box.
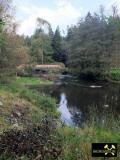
[13,0,120,36]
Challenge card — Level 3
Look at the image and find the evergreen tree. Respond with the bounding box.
[52,26,66,63]
[64,8,120,77]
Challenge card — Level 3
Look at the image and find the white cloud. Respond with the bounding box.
[55,0,71,7]
[15,0,81,36]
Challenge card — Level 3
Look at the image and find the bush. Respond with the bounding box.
[0,118,62,160]
[109,69,120,81]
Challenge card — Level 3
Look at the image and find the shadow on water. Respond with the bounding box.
[30,75,120,127]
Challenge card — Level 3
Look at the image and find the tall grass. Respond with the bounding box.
[58,122,120,160]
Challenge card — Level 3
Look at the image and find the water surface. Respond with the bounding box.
[31,75,120,127]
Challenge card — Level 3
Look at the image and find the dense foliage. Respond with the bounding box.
[25,25,66,64]
[64,6,120,77]
[0,1,66,83]
[0,0,30,82]
[52,26,66,64]
[1,1,120,80]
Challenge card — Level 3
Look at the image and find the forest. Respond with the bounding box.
[1,1,120,81]
[0,0,120,160]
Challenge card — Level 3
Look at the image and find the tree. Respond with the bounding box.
[0,0,31,82]
[52,26,66,63]
[30,26,54,64]
[0,0,11,46]
[64,7,120,77]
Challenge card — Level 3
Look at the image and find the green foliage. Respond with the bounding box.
[0,19,5,31]
[30,29,54,64]
[20,89,56,111]
[0,19,5,46]
[0,76,58,131]
[0,1,31,83]
[52,26,66,63]
[58,124,120,160]
[65,9,120,78]
[108,68,120,81]
[0,33,31,83]
[3,79,56,112]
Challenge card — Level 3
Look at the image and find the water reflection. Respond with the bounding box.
[58,93,74,126]
[56,83,120,126]
[30,77,120,127]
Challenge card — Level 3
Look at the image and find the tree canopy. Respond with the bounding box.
[64,6,120,77]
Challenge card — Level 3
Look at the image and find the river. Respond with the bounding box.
[31,75,120,127]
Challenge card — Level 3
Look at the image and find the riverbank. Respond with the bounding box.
[65,67,120,82]
[104,68,120,84]
[0,77,58,131]
[15,77,54,85]
[0,76,120,159]
[0,77,62,160]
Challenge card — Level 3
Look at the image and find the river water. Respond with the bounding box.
[31,75,120,127]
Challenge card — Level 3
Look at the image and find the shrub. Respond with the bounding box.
[0,118,62,160]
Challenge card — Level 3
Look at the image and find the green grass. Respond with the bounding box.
[0,77,57,112]
[0,87,47,131]
[58,124,120,160]
[106,68,120,81]
[0,77,59,131]
[15,77,53,85]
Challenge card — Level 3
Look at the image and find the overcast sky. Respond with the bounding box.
[13,0,120,36]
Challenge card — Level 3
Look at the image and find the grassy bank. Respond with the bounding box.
[67,67,120,82]
[0,76,120,159]
[15,77,53,85]
[106,68,120,82]
[0,77,58,131]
